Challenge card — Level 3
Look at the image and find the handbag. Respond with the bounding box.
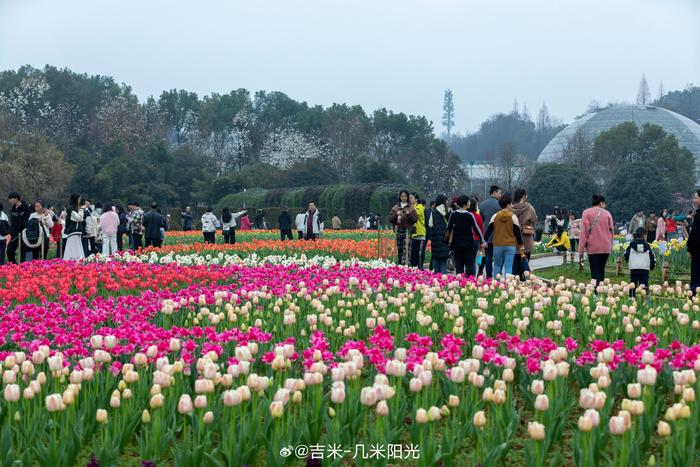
[443,227,453,245]
[522,224,535,236]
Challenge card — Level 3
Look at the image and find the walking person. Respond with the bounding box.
[656,211,667,242]
[409,193,426,269]
[63,193,86,261]
[23,201,53,261]
[389,190,418,266]
[6,192,30,264]
[99,205,120,256]
[143,203,166,248]
[0,203,9,265]
[578,195,614,286]
[278,208,293,241]
[567,213,581,255]
[687,191,700,295]
[446,195,486,276]
[624,227,656,298]
[182,206,194,231]
[201,207,218,244]
[645,213,658,244]
[478,185,502,278]
[295,210,306,239]
[127,202,145,250]
[511,188,538,260]
[331,215,342,230]
[302,202,324,241]
[483,193,524,277]
[427,195,451,274]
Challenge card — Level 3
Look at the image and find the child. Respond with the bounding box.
[546,226,570,253]
[624,227,656,297]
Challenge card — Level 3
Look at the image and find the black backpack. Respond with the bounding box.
[24,218,41,244]
[0,218,9,237]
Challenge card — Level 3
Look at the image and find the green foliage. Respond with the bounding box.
[527,163,599,217]
[606,161,672,220]
[216,188,268,211]
[350,156,405,184]
[278,158,340,187]
[655,85,700,125]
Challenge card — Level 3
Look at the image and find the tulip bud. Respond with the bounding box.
[657,421,671,437]
[96,409,108,424]
[203,411,214,424]
[534,394,549,412]
[415,408,428,424]
[473,410,487,428]
[142,409,151,424]
[528,421,545,440]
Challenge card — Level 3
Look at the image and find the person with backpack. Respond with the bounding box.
[0,203,9,265]
[6,192,31,263]
[578,195,615,286]
[63,193,86,261]
[23,201,53,261]
[624,227,656,298]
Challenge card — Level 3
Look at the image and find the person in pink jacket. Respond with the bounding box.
[655,212,667,242]
[578,194,614,285]
[98,206,120,256]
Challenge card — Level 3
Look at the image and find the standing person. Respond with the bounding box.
[427,195,450,274]
[388,190,418,266]
[278,208,293,241]
[687,191,700,295]
[295,210,306,239]
[478,185,502,278]
[127,202,145,250]
[629,211,646,236]
[254,210,265,230]
[239,212,252,231]
[99,205,120,256]
[63,193,86,261]
[578,195,614,286]
[567,213,581,254]
[483,193,524,277]
[624,227,656,297]
[302,202,324,241]
[666,211,678,241]
[83,201,99,256]
[409,193,426,269]
[201,207,218,244]
[221,208,234,244]
[645,213,658,244]
[116,205,128,251]
[6,192,30,263]
[143,203,166,248]
[446,195,486,276]
[511,188,538,260]
[420,199,431,269]
[357,215,366,230]
[50,214,63,259]
[468,197,484,274]
[23,201,53,261]
[0,203,8,265]
[656,211,667,242]
[331,215,342,230]
[181,207,193,231]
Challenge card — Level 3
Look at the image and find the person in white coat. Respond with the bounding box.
[0,203,8,265]
[302,202,324,240]
[63,193,86,261]
[295,210,306,240]
[201,207,219,244]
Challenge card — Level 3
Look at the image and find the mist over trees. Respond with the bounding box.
[0,65,465,207]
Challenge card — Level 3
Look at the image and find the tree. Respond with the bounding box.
[259,128,327,169]
[158,89,201,149]
[636,74,650,106]
[486,141,528,193]
[350,156,404,184]
[657,81,665,101]
[278,158,340,187]
[527,163,599,217]
[442,89,455,136]
[560,129,593,170]
[536,103,552,131]
[607,161,672,220]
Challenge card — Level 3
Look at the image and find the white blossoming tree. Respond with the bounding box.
[259,128,327,169]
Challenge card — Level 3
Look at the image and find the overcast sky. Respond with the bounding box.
[1,0,698,134]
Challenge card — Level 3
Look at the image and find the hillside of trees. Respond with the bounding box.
[0,65,465,207]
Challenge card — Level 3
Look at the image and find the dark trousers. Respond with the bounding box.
[629,269,649,297]
[297,231,304,240]
[144,237,162,248]
[27,246,42,261]
[87,237,97,256]
[304,233,319,241]
[117,233,124,251]
[280,229,293,241]
[691,256,700,296]
[7,237,26,264]
[55,238,62,259]
[420,238,428,270]
[569,238,577,253]
[132,233,143,250]
[588,253,609,285]
[646,231,656,244]
[0,239,5,265]
[453,244,478,276]
[223,230,235,244]
[203,232,216,244]
[396,229,409,265]
[410,239,424,268]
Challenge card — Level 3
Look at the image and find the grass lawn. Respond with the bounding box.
[535,262,690,285]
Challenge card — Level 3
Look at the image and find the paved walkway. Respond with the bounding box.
[529,253,581,270]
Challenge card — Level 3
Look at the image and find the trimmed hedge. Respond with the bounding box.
[214,183,412,228]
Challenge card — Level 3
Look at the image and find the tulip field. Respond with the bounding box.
[2,235,700,466]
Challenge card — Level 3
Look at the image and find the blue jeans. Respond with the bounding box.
[493,246,516,277]
[432,258,448,274]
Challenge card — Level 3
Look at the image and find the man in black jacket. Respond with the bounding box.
[278,208,293,241]
[143,203,166,248]
[687,190,700,295]
[182,206,193,231]
[7,192,30,264]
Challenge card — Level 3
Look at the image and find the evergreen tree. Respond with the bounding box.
[442,89,455,136]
